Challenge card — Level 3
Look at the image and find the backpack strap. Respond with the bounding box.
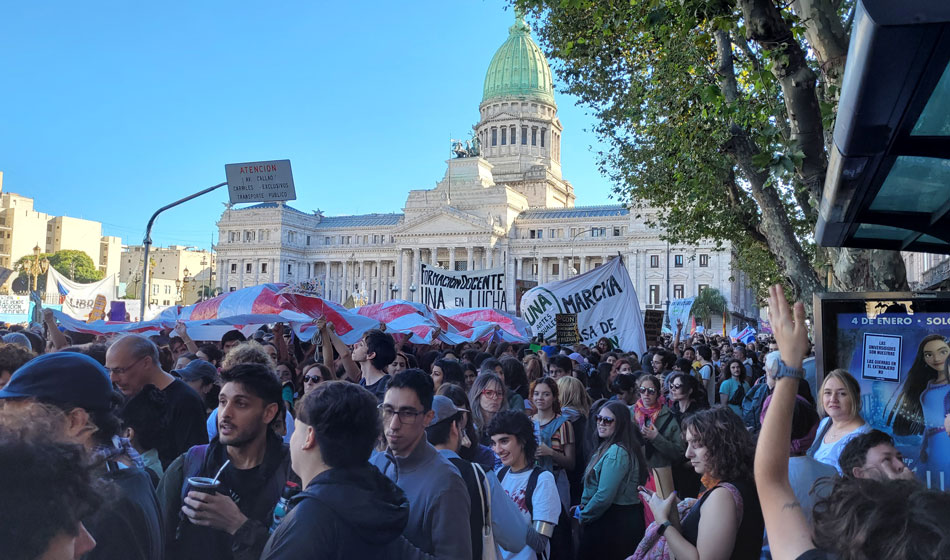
[497,465,510,482]
[524,467,542,518]
[471,462,491,532]
[178,444,209,504]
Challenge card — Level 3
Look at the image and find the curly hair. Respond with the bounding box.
[0,414,103,560]
[529,376,561,415]
[0,342,35,377]
[486,409,537,461]
[813,477,950,560]
[682,406,754,481]
[220,340,275,372]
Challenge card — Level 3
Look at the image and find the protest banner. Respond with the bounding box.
[419,263,506,310]
[667,297,695,331]
[0,295,31,323]
[643,309,665,345]
[45,267,117,320]
[555,313,580,344]
[520,257,646,355]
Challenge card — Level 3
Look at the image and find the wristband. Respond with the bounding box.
[533,520,555,538]
[657,520,671,536]
[774,358,804,380]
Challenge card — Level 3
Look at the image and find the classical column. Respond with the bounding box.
[342,260,349,302]
[487,246,494,268]
[376,259,383,303]
[412,248,420,301]
[448,247,456,271]
[220,260,228,292]
[464,247,472,272]
[324,261,331,300]
[238,260,245,289]
[397,249,406,299]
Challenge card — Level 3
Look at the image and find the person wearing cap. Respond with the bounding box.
[260,381,410,559]
[0,352,165,560]
[370,368,472,560]
[106,334,208,469]
[2,331,32,350]
[426,394,531,560]
[176,359,219,414]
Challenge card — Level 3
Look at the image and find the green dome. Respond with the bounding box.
[482,14,555,105]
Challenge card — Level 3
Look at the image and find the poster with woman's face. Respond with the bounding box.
[832,303,950,489]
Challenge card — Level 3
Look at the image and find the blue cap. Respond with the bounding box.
[429,395,466,426]
[173,359,218,383]
[2,332,32,350]
[0,352,114,411]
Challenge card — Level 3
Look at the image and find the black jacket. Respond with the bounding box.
[85,463,164,560]
[260,464,410,560]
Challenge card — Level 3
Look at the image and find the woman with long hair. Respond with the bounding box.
[558,376,593,504]
[437,382,498,471]
[469,373,509,446]
[531,377,575,520]
[633,374,685,471]
[638,407,764,560]
[430,358,464,391]
[523,353,544,385]
[666,372,706,498]
[806,369,870,473]
[576,400,649,560]
[917,356,950,485]
[886,334,950,436]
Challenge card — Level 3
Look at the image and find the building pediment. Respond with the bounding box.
[394,207,498,237]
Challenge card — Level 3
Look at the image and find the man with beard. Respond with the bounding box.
[157,363,291,560]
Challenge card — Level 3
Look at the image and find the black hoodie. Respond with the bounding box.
[260,464,410,560]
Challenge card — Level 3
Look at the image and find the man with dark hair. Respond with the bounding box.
[695,344,715,405]
[0,352,164,560]
[425,396,528,560]
[261,381,409,558]
[0,341,34,390]
[221,329,247,354]
[0,422,100,560]
[839,429,916,481]
[352,328,396,403]
[370,369,472,560]
[106,334,208,469]
[547,355,573,379]
[157,363,292,560]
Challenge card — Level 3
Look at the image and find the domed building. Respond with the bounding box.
[215,13,758,329]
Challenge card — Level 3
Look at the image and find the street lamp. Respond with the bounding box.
[570,228,595,277]
[26,245,49,293]
[390,283,399,301]
[409,283,417,302]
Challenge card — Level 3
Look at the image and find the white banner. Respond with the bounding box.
[0,295,30,316]
[520,258,646,355]
[45,267,117,320]
[667,297,695,332]
[419,263,507,310]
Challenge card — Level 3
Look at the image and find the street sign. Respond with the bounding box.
[225,159,296,204]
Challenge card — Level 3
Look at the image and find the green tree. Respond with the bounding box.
[691,288,728,330]
[515,0,907,304]
[14,249,104,291]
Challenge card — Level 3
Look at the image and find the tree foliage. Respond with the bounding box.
[515,0,907,304]
[691,287,728,329]
[14,249,104,291]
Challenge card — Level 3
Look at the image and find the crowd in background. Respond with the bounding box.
[1,290,949,560]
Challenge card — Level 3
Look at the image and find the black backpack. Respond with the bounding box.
[498,466,543,516]
[727,383,746,406]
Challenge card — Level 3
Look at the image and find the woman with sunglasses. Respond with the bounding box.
[575,400,649,559]
[633,374,686,481]
[301,363,332,395]
[666,372,706,498]
[469,373,510,446]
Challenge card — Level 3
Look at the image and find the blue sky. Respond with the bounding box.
[1,0,615,250]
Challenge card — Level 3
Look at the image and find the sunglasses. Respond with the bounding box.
[638,387,657,395]
[303,375,322,384]
[595,415,616,425]
[670,383,684,391]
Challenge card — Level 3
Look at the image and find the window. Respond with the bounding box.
[501,127,506,145]
[510,126,516,143]
[261,263,268,273]
[522,126,528,144]
[552,263,560,275]
[673,285,684,299]
[674,255,684,267]
[650,255,659,268]
[151,284,159,295]
[698,284,709,294]
[649,285,660,305]
[699,254,709,267]
[306,235,311,246]
[613,227,622,236]
[244,230,254,242]
[287,231,296,243]
[540,129,546,147]
[531,263,539,275]
[287,264,293,274]
[591,227,606,237]
[245,263,252,273]
[530,229,537,239]
[230,263,237,273]
[229,287,236,292]
[491,128,497,146]
[532,128,537,146]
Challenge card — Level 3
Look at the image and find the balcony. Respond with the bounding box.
[921,258,950,290]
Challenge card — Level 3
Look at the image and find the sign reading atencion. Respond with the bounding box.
[225,159,296,204]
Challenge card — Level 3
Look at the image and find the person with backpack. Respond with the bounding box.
[489,410,561,560]
[694,345,716,406]
[426,395,530,560]
[720,359,751,416]
[157,363,292,560]
[575,400,649,560]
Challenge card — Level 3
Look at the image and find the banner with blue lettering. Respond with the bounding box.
[666,297,695,333]
[519,258,646,355]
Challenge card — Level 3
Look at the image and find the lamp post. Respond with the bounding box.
[390,283,399,301]
[27,245,49,293]
[665,240,671,326]
[409,283,417,302]
[570,228,595,276]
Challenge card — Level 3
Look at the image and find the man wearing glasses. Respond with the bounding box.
[371,369,473,560]
[106,334,208,469]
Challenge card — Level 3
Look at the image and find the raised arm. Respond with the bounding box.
[325,321,360,382]
[173,321,200,354]
[43,309,69,351]
[272,323,290,363]
[754,284,815,560]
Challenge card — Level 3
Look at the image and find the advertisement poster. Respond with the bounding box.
[520,258,646,356]
[833,310,950,489]
[419,264,506,310]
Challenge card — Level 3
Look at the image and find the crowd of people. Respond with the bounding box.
[1,291,949,560]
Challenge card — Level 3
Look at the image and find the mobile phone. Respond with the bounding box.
[644,417,652,428]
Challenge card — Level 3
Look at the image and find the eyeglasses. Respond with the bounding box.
[638,387,658,395]
[303,375,322,384]
[378,404,425,424]
[595,415,616,425]
[670,384,684,391]
[107,355,146,375]
[481,389,504,400]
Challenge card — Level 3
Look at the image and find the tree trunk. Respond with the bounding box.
[790,0,850,90]
[830,248,910,292]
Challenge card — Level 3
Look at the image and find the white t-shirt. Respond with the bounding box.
[497,467,560,560]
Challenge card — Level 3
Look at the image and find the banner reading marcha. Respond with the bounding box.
[419,263,507,310]
[45,267,117,320]
[520,258,646,355]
